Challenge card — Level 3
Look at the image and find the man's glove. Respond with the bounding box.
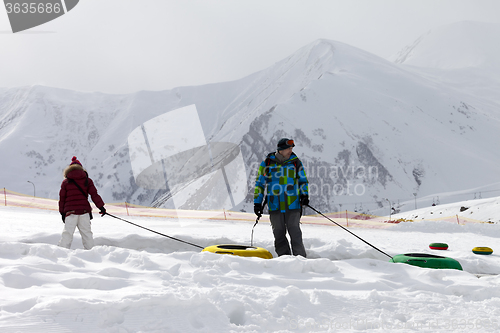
[254,203,262,218]
[300,195,309,206]
[99,207,106,217]
[61,212,65,223]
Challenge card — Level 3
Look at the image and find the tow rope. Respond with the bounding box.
[251,196,268,246]
[104,212,204,249]
[306,204,393,259]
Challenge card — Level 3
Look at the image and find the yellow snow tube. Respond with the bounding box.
[472,247,493,255]
[202,244,273,259]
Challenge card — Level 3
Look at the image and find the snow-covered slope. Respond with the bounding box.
[392,195,500,224]
[234,38,500,214]
[0,79,255,206]
[2,203,500,332]
[1,24,499,215]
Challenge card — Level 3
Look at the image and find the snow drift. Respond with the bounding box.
[1,200,500,332]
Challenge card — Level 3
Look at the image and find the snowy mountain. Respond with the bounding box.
[1,21,499,215]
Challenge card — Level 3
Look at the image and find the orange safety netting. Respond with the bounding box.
[0,188,490,228]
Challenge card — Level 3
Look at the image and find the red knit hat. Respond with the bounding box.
[70,156,82,166]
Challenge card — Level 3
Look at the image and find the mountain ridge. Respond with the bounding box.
[1,25,499,215]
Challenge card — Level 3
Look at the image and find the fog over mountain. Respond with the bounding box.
[393,21,500,70]
[1,21,499,215]
[392,21,500,112]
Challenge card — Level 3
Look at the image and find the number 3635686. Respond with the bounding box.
[5,2,62,14]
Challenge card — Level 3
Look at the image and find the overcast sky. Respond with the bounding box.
[1,0,499,94]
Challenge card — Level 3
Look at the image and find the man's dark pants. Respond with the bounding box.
[269,210,306,257]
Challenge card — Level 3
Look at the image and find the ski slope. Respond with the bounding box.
[1,200,500,332]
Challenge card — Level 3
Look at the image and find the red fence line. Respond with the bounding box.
[0,189,490,227]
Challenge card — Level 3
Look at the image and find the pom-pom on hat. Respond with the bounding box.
[277,138,295,151]
[70,156,82,166]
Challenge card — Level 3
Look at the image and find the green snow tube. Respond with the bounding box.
[391,253,463,270]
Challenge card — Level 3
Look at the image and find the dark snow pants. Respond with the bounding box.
[269,210,306,257]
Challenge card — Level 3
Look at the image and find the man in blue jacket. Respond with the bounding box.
[254,138,309,257]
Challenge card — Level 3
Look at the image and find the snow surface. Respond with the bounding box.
[2,202,500,332]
